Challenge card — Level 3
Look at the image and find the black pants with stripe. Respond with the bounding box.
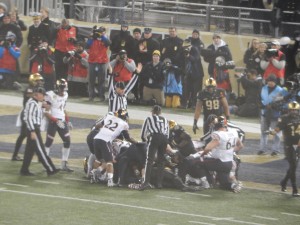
[20,128,56,174]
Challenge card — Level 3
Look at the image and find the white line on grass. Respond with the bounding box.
[0,189,231,221]
[226,219,266,225]
[189,221,216,225]
[156,195,181,200]
[212,217,234,221]
[185,192,212,197]
[3,183,29,188]
[0,188,7,191]
[34,180,60,185]
[251,215,278,221]
[65,177,90,182]
[281,212,300,217]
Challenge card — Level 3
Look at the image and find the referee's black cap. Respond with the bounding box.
[33,86,46,95]
[152,105,161,114]
[115,81,125,90]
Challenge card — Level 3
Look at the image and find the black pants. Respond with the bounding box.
[13,120,27,158]
[143,134,168,186]
[86,128,99,154]
[281,145,299,193]
[20,128,56,174]
[45,120,71,149]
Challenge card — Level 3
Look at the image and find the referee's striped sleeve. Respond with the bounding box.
[124,73,139,95]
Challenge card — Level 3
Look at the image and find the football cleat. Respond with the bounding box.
[232,181,243,193]
[107,179,116,187]
[89,170,97,184]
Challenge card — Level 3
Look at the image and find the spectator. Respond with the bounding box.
[0,32,21,89]
[110,49,136,83]
[53,18,78,80]
[27,13,50,53]
[85,0,102,22]
[40,7,56,45]
[236,69,263,117]
[162,58,182,108]
[131,27,142,100]
[257,74,284,156]
[251,42,268,76]
[138,27,160,66]
[0,13,23,47]
[10,9,27,31]
[223,0,240,33]
[86,25,110,101]
[63,41,89,97]
[251,0,271,35]
[243,38,260,71]
[0,2,7,25]
[110,22,135,59]
[29,41,55,91]
[260,40,286,85]
[161,27,184,68]
[202,33,233,78]
[108,0,126,24]
[139,50,165,106]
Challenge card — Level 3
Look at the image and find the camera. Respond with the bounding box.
[66,50,75,57]
[265,49,278,59]
[67,37,76,44]
[92,26,105,39]
[119,54,126,61]
[0,40,11,48]
[184,48,190,56]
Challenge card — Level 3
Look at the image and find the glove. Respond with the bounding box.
[67,121,73,130]
[74,52,82,59]
[56,120,65,129]
[193,119,199,134]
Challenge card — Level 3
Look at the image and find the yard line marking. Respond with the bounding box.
[156,195,181,200]
[1,189,224,220]
[3,183,29,188]
[281,212,300,217]
[226,219,266,225]
[212,217,234,221]
[0,188,7,191]
[65,177,90,182]
[186,192,212,197]
[189,221,216,225]
[252,215,278,221]
[34,180,60,185]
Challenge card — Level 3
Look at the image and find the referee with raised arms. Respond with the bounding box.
[20,87,59,176]
[139,105,169,190]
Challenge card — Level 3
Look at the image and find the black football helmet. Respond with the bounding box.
[115,108,129,121]
[214,116,227,130]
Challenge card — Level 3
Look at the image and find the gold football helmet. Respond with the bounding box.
[28,73,44,87]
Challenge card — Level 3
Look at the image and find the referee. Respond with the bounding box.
[20,87,58,176]
[139,105,169,190]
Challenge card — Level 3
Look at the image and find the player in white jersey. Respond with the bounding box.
[44,79,73,172]
[199,116,244,192]
[93,109,137,187]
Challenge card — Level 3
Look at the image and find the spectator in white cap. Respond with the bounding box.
[260,40,286,85]
[279,36,298,79]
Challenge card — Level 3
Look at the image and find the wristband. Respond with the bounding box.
[65,115,69,123]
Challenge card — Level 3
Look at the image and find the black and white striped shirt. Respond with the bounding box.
[108,73,139,112]
[141,115,169,142]
[23,98,43,131]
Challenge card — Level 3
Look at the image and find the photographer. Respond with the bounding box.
[162,58,183,108]
[110,50,136,83]
[0,13,23,48]
[236,69,263,117]
[29,41,55,91]
[63,41,89,97]
[260,40,286,85]
[86,25,110,102]
[0,31,20,89]
[54,19,78,80]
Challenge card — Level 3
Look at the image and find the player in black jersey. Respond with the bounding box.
[193,78,230,135]
[272,101,300,197]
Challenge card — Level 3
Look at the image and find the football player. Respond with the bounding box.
[271,101,300,197]
[12,73,44,161]
[93,108,137,187]
[193,77,230,135]
[44,79,73,172]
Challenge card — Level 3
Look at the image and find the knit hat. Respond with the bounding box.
[192,29,199,35]
[152,50,161,56]
[266,74,277,83]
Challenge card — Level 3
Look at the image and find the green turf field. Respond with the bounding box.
[1,159,300,225]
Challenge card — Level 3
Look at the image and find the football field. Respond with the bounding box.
[1,93,300,225]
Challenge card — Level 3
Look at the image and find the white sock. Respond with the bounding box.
[107,173,113,180]
[45,147,50,156]
[62,147,70,161]
[87,154,96,175]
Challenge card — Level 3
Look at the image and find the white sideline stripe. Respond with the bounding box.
[186,192,212,197]
[34,180,60,185]
[65,177,90,182]
[212,217,234,221]
[0,188,7,191]
[226,219,266,225]
[3,183,29,188]
[251,215,278,221]
[156,195,181,200]
[189,221,216,225]
[281,212,300,217]
[0,189,225,220]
